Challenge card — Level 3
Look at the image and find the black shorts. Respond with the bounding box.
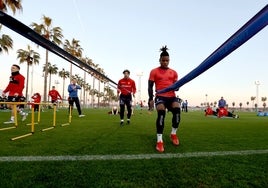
[155,96,180,110]
[51,100,58,105]
[119,94,132,106]
[7,96,20,102]
[7,96,25,108]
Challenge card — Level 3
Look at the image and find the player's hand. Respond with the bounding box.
[148,99,154,111]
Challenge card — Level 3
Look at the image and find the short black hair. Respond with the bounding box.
[160,45,169,57]
[12,64,20,70]
[123,69,130,74]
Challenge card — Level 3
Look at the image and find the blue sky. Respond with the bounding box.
[0,0,267,107]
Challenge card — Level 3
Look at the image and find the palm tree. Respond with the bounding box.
[58,68,69,100]
[31,15,63,102]
[17,45,40,101]
[0,25,13,53]
[239,102,242,110]
[43,62,58,100]
[83,83,91,107]
[63,38,83,80]
[0,0,21,54]
[251,96,256,109]
[81,56,93,107]
[232,102,235,109]
[261,97,267,111]
[104,85,116,106]
[263,103,266,110]
[0,0,22,14]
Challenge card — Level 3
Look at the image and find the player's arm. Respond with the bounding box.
[148,80,154,100]
[132,80,136,98]
[17,76,25,96]
[148,80,154,110]
[117,81,121,97]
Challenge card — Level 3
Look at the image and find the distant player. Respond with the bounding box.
[117,69,136,125]
[48,86,62,104]
[31,92,41,112]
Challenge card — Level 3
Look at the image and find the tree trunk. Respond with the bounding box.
[43,50,49,102]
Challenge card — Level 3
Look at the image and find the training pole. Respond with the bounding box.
[157,5,268,94]
[38,103,41,122]
[13,103,18,127]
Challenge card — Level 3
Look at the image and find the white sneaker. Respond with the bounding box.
[79,114,85,117]
[22,113,28,121]
[4,120,15,124]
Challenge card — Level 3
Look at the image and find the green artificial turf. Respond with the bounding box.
[0,108,267,187]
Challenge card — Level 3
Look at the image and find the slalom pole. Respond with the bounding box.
[157,5,268,94]
[53,104,56,127]
[13,103,18,127]
[31,106,35,133]
[26,102,38,126]
[69,105,72,123]
[37,103,41,122]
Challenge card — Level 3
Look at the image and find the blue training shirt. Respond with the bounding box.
[68,84,81,98]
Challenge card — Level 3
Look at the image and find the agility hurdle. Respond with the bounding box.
[11,106,35,141]
[41,104,57,132]
[61,106,72,127]
[0,101,25,131]
[26,103,41,126]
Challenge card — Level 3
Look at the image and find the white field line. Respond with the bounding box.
[0,149,268,162]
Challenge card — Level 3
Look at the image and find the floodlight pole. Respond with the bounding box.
[136,72,143,104]
[54,80,60,90]
[255,81,260,111]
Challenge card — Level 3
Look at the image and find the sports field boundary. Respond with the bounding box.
[1,149,267,162]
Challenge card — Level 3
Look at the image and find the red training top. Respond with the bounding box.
[3,72,25,96]
[205,107,213,116]
[32,93,41,103]
[117,78,136,95]
[149,67,178,97]
[48,89,62,101]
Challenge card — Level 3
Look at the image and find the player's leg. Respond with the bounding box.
[126,97,132,124]
[155,97,166,152]
[119,96,125,125]
[170,99,181,146]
